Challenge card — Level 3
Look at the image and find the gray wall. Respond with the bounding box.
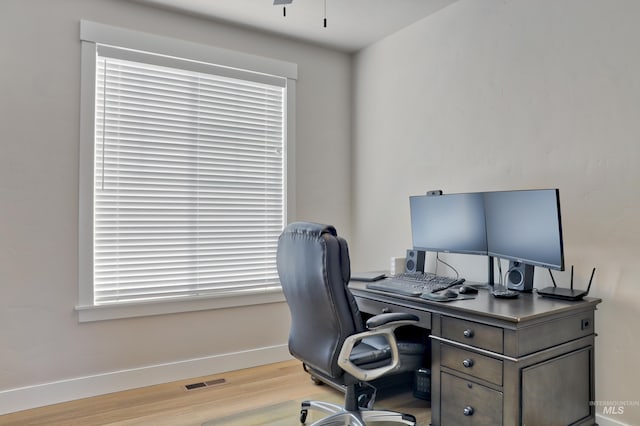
[2,0,638,422]
[352,0,639,424]
[0,0,351,411]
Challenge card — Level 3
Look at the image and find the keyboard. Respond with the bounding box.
[366,273,465,296]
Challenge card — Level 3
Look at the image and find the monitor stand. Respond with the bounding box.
[487,255,495,287]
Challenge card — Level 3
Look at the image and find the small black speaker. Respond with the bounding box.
[405,250,426,274]
[507,261,534,291]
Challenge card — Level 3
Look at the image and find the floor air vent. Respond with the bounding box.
[184,378,226,390]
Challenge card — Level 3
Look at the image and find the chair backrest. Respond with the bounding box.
[277,222,365,379]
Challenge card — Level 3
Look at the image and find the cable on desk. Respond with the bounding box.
[436,252,459,279]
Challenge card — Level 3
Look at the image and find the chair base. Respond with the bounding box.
[300,400,417,426]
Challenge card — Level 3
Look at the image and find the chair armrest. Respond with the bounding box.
[337,313,419,382]
[366,312,419,330]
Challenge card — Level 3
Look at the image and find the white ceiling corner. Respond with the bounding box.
[133,0,458,52]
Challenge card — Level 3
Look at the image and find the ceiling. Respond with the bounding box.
[134,0,459,52]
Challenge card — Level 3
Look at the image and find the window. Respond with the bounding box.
[78,21,297,321]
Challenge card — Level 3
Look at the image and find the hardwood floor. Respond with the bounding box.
[0,360,431,425]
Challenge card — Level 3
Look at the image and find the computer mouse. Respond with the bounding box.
[419,289,459,301]
[443,289,458,298]
[458,285,478,295]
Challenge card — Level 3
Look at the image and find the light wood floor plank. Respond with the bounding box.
[0,360,430,425]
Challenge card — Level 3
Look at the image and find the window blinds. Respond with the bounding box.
[93,46,285,305]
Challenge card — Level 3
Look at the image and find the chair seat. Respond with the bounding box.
[306,336,424,390]
[351,335,424,369]
[302,341,422,426]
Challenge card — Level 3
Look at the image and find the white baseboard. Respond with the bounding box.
[596,413,631,426]
[0,344,291,416]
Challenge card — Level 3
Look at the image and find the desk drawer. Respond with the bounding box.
[355,297,431,328]
[441,316,503,354]
[441,372,503,426]
[441,344,503,386]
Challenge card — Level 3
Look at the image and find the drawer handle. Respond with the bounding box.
[463,329,474,338]
[463,406,474,416]
[462,358,474,368]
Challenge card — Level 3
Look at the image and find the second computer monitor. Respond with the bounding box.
[484,189,564,270]
[410,193,488,255]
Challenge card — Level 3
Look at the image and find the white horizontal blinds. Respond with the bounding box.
[94,46,285,305]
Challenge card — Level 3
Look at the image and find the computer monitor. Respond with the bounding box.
[484,189,564,270]
[410,193,487,255]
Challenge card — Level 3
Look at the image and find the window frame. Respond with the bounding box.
[77,21,297,322]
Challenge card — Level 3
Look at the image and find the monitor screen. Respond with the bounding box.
[484,189,564,270]
[410,193,487,255]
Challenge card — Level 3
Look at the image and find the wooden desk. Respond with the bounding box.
[349,281,601,426]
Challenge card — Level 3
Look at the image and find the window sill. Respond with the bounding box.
[75,288,286,322]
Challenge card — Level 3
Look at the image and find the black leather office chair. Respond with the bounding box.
[277,222,425,425]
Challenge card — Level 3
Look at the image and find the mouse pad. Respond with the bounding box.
[420,293,476,302]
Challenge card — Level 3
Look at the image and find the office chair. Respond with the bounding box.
[277,222,425,425]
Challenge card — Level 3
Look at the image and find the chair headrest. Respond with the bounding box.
[282,222,337,238]
[279,221,349,283]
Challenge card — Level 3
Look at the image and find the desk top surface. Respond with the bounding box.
[349,280,601,324]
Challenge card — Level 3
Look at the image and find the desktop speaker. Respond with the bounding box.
[405,250,426,274]
[507,261,534,291]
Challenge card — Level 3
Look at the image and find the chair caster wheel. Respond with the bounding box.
[402,413,417,425]
[310,375,323,386]
[300,409,308,423]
